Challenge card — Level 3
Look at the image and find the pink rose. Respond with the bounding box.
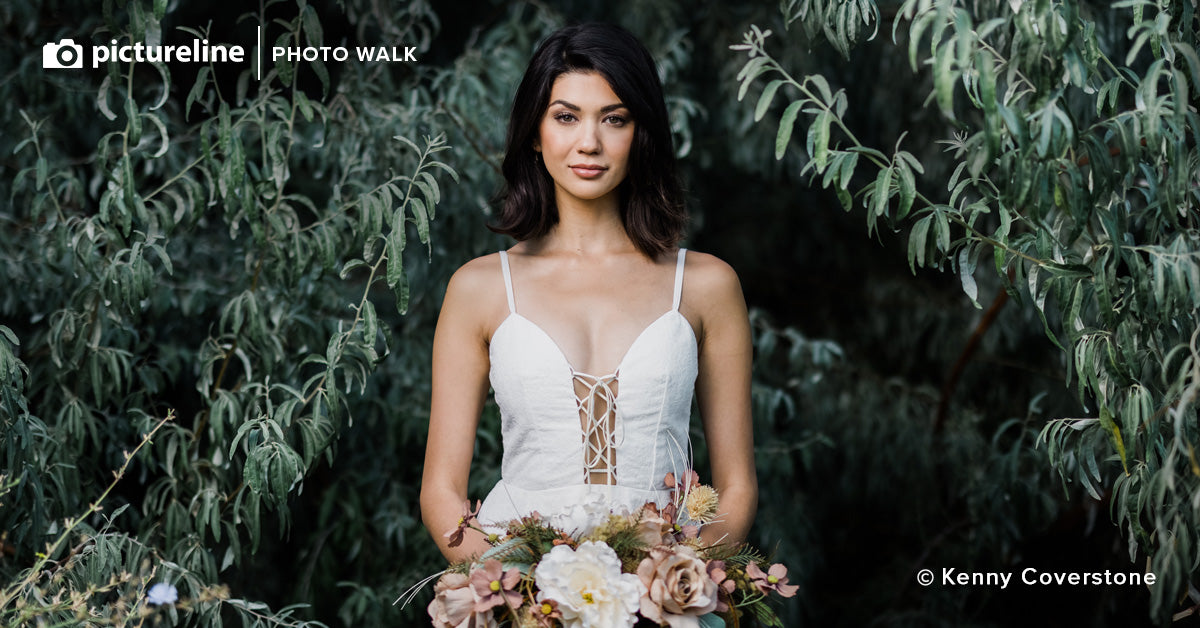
[427,572,499,628]
[636,546,719,627]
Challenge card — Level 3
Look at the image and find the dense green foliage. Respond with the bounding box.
[3,0,461,624]
[737,0,1199,621]
[1,0,1194,626]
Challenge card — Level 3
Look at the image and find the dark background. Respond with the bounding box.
[1,0,1180,626]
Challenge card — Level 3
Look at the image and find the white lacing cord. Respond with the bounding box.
[575,370,621,485]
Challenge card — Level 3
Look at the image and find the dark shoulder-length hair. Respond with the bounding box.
[489,23,687,259]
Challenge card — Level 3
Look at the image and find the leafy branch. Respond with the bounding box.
[732,25,1049,275]
[733,0,1200,620]
[0,412,173,624]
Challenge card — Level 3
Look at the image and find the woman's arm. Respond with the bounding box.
[685,253,758,548]
[420,258,499,563]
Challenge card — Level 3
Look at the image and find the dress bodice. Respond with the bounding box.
[477,249,698,530]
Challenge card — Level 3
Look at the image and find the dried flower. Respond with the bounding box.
[677,524,700,542]
[470,559,522,612]
[636,503,673,546]
[705,560,736,612]
[420,493,790,628]
[636,545,719,627]
[683,484,719,524]
[529,598,563,627]
[146,582,178,605]
[663,470,700,493]
[427,572,498,628]
[661,502,679,526]
[745,562,799,598]
[445,500,481,548]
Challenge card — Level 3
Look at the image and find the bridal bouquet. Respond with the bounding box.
[415,472,796,628]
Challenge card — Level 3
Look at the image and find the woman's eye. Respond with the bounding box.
[553,112,577,123]
[605,115,628,126]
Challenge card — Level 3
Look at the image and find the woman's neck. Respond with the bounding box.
[540,194,633,256]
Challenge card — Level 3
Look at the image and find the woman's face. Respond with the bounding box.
[534,71,634,210]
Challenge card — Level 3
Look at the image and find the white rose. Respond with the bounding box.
[534,541,644,628]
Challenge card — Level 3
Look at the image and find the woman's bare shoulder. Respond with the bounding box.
[440,252,510,337]
[682,250,744,302]
[446,252,503,292]
[679,250,748,343]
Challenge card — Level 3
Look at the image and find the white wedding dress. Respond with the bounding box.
[477,249,698,532]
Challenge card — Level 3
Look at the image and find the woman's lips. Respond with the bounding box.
[569,165,607,178]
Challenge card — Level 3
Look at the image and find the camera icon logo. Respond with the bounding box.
[43,39,84,69]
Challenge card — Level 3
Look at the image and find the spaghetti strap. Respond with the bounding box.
[671,248,687,311]
[479,243,700,529]
[499,250,516,314]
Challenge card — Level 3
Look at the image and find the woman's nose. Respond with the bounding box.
[576,122,601,153]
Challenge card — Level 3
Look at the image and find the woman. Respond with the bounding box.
[420,23,756,565]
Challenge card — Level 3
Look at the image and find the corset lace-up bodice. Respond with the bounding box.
[477,249,698,528]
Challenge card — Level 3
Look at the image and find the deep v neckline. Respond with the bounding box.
[494,248,692,380]
[482,247,698,497]
[501,310,685,379]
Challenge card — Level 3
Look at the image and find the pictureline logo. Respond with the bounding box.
[42,28,419,79]
[42,39,84,69]
[42,37,246,70]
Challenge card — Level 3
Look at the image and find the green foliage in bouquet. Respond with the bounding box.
[734,0,1199,621]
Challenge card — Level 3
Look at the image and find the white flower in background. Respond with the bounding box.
[146,582,178,605]
[534,541,644,628]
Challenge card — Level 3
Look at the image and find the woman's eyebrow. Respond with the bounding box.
[547,99,628,113]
